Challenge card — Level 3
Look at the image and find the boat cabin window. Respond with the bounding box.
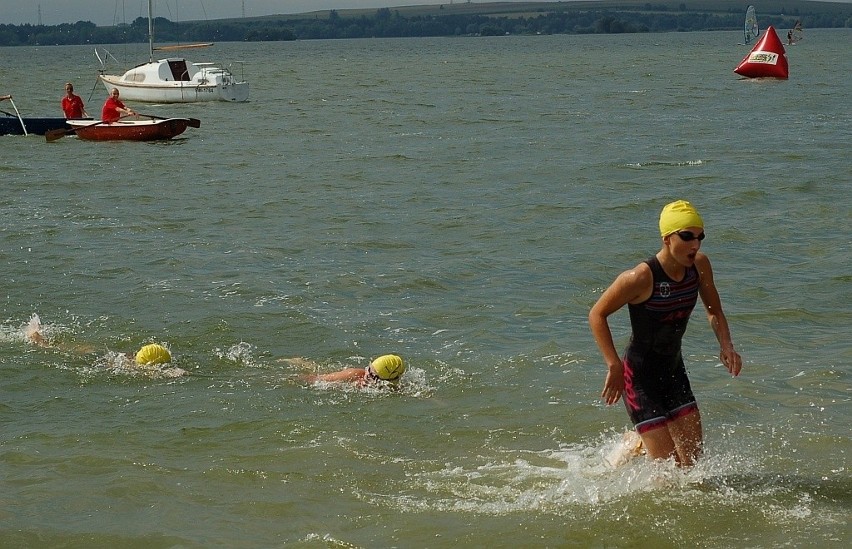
[168,60,191,81]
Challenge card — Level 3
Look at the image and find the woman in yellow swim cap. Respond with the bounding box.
[301,354,405,387]
[589,199,742,468]
[24,320,185,377]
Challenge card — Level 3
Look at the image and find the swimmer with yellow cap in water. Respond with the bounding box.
[127,343,185,378]
[589,199,742,468]
[24,316,184,377]
[299,354,406,387]
[133,343,172,365]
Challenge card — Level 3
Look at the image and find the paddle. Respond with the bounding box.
[44,115,129,142]
[137,112,201,128]
[1,95,28,136]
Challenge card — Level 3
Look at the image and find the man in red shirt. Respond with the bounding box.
[101,88,135,123]
[61,82,89,119]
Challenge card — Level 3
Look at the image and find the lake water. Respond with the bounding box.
[1,29,850,547]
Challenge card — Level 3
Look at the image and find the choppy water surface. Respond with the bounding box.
[1,30,850,547]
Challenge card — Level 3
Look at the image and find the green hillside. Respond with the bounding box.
[1,1,849,46]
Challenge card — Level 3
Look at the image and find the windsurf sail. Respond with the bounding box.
[787,20,804,45]
[744,6,759,44]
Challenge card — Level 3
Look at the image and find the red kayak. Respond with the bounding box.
[66,118,191,141]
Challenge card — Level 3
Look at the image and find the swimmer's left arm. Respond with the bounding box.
[696,253,742,377]
[304,367,364,383]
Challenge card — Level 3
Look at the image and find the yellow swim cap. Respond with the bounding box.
[659,200,704,236]
[135,343,172,365]
[369,354,405,381]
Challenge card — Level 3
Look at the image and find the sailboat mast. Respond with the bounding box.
[148,0,154,62]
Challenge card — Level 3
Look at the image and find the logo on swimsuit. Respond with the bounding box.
[661,309,693,322]
[659,281,671,298]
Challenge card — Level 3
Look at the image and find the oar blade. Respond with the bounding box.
[137,112,200,128]
[45,119,115,142]
[45,128,69,142]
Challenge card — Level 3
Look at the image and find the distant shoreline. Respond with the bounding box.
[1,1,848,46]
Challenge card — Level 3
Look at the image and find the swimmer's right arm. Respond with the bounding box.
[589,265,651,405]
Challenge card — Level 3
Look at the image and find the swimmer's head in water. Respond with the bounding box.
[369,354,405,381]
[135,343,171,365]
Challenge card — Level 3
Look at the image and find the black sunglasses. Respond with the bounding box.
[676,230,705,242]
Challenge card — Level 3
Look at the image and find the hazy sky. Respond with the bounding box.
[2,1,537,26]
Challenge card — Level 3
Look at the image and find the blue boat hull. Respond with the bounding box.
[0,116,84,136]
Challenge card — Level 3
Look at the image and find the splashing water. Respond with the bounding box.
[357,432,778,518]
[0,312,47,344]
[217,341,258,366]
[24,313,42,341]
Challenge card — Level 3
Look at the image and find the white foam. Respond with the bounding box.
[370,433,771,516]
[216,341,258,366]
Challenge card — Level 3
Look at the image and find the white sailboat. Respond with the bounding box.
[98,0,249,103]
[743,5,759,45]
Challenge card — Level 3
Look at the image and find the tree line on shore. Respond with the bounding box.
[1,4,849,47]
